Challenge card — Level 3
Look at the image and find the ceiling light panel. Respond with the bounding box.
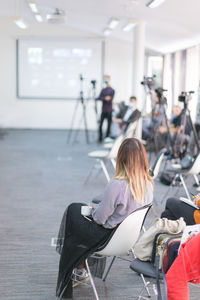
[103,28,112,36]
[108,18,120,29]
[28,0,39,13]
[35,13,43,22]
[146,0,166,8]
[123,21,136,32]
[13,17,28,29]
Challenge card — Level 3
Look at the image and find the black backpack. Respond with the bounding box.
[160,172,174,185]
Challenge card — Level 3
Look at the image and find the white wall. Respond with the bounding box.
[0,17,133,129]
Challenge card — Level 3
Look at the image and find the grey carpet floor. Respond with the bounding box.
[0,129,199,300]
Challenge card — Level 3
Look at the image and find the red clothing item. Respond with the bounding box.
[166,233,200,300]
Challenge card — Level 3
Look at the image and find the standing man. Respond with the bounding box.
[96,75,115,142]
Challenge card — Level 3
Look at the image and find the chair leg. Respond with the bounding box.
[194,174,200,186]
[100,159,110,182]
[85,259,100,300]
[179,174,191,200]
[140,273,151,298]
[110,158,116,169]
[84,163,96,185]
[102,256,116,281]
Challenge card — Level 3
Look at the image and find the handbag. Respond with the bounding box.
[133,217,186,261]
[152,233,182,271]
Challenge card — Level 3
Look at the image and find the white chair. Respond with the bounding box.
[124,118,141,139]
[168,152,200,201]
[103,118,141,150]
[150,148,166,180]
[85,204,152,300]
[86,134,124,182]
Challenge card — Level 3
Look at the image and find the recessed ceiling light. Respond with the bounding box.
[146,0,166,8]
[123,21,137,32]
[27,0,38,13]
[13,16,28,29]
[35,13,43,22]
[103,28,112,36]
[108,18,120,29]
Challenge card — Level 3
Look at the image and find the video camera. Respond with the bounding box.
[91,80,97,88]
[178,91,194,105]
[155,87,168,105]
[141,75,156,90]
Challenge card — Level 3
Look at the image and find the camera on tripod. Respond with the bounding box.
[91,80,96,88]
[141,75,156,90]
[155,87,168,105]
[178,91,194,104]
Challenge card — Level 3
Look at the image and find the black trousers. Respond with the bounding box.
[56,203,113,298]
[161,197,196,225]
[99,112,112,141]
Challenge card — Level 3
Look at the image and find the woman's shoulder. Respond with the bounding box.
[107,179,128,191]
[110,178,128,185]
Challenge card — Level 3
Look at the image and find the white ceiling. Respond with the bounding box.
[2,0,200,53]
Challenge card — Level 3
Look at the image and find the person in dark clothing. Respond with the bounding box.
[171,105,192,135]
[113,96,141,134]
[96,75,115,142]
[161,195,200,225]
[170,105,192,157]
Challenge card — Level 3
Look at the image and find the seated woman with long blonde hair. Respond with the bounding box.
[56,138,154,299]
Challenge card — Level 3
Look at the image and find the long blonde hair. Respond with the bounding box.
[114,138,153,204]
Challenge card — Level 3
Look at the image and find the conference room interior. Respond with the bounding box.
[1,0,200,299]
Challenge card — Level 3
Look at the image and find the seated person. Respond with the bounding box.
[112,96,141,136]
[142,103,166,140]
[161,195,200,226]
[56,138,153,298]
[170,105,192,157]
[171,105,192,135]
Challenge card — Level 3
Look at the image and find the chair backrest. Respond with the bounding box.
[133,117,142,140]
[97,204,151,256]
[108,134,124,159]
[187,152,200,175]
[151,148,166,179]
[124,120,139,139]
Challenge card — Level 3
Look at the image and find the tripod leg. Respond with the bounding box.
[67,99,79,143]
[187,113,200,152]
[83,102,90,144]
[73,114,83,144]
[73,101,89,144]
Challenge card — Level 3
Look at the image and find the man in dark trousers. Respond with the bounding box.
[96,75,115,142]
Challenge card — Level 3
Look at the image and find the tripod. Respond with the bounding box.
[67,75,89,144]
[155,91,173,153]
[143,85,173,153]
[89,80,99,125]
[172,96,200,158]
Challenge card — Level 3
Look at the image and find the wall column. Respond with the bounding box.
[132,21,146,111]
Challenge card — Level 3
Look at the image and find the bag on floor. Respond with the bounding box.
[159,172,174,185]
[133,217,186,261]
[152,232,182,272]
